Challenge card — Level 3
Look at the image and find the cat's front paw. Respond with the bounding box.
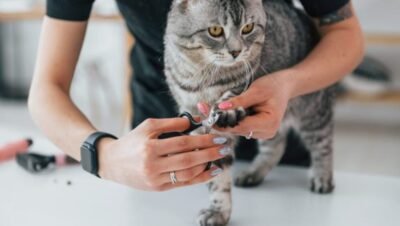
[234,170,264,187]
[197,209,229,226]
[310,174,335,194]
[213,107,247,128]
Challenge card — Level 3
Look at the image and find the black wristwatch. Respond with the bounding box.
[80,132,117,177]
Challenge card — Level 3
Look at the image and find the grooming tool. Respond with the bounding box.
[16,152,78,173]
[0,138,32,162]
[159,112,222,170]
[159,111,221,139]
[179,112,204,135]
[180,111,221,134]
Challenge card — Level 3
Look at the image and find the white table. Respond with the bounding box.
[0,134,399,226]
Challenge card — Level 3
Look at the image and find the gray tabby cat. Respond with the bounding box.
[164,0,335,225]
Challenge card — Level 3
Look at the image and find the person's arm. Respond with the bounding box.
[198,2,364,139]
[286,2,364,98]
[29,17,228,191]
[29,17,95,160]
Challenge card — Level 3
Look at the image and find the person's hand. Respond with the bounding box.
[198,70,293,140]
[97,118,229,191]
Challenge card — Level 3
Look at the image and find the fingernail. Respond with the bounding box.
[213,137,227,145]
[218,102,233,110]
[219,146,232,156]
[197,103,208,115]
[211,168,223,176]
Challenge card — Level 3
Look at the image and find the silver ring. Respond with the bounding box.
[170,171,178,184]
[246,131,254,140]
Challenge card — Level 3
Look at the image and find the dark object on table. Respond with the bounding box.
[16,153,55,173]
[16,152,78,173]
[354,56,391,83]
[340,56,392,95]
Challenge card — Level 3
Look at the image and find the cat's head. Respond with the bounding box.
[165,0,266,68]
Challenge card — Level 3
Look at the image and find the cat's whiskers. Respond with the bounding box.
[242,60,255,92]
[259,64,270,75]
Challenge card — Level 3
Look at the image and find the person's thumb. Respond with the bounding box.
[218,86,264,110]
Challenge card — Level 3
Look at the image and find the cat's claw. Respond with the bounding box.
[234,170,265,187]
[213,107,247,128]
[310,175,335,194]
[197,209,229,226]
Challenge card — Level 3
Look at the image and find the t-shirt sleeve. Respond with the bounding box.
[299,0,350,17]
[46,0,95,21]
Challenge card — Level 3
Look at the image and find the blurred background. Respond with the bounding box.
[0,0,399,175]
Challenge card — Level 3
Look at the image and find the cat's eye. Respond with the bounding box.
[242,23,255,35]
[208,26,224,38]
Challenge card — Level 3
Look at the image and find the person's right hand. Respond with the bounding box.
[97,117,230,191]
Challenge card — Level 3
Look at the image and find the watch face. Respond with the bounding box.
[81,144,97,175]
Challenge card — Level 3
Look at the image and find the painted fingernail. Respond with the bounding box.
[211,168,223,176]
[219,146,232,156]
[197,103,208,115]
[218,102,233,110]
[213,137,227,145]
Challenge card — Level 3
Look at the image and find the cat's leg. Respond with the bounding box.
[197,167,233,226]
[234,131,287,187]
[210,91,251,128]
[299,120,335,194]
[197,135,235,226]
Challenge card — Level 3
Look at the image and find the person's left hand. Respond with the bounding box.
[197,70,294,140]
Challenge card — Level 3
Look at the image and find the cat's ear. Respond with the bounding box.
[173,0,189,13]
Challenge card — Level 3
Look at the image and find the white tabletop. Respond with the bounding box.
[0,146,399,226]
[0,117,399,226]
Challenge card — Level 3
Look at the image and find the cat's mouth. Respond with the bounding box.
[213,56,247,68]
[214,60,241,68]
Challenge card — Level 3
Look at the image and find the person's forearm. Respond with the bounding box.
[29,84,96,161]
[28,17,95,161]
[285,8,364,98]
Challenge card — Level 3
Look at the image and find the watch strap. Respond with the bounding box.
[80,132,117,177]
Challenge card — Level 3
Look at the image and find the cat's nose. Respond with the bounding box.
[229,50,242,59]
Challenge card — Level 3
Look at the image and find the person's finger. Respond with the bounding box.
[197,102,210,116]
[218,86,266,110]
[159,146,231,173]
[156,166,223,191]
[214,113,273,136]
[216,126,268,140]
[153,134,228,156]
[137,117,191,137]
[158,164,207,184]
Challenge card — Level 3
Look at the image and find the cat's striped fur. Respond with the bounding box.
[164,0,336,225]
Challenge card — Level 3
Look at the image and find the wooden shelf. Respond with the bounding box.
[2,7,400,44]
[0,6,122,21]
[338,90,400,104]
[365,33,400,45]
